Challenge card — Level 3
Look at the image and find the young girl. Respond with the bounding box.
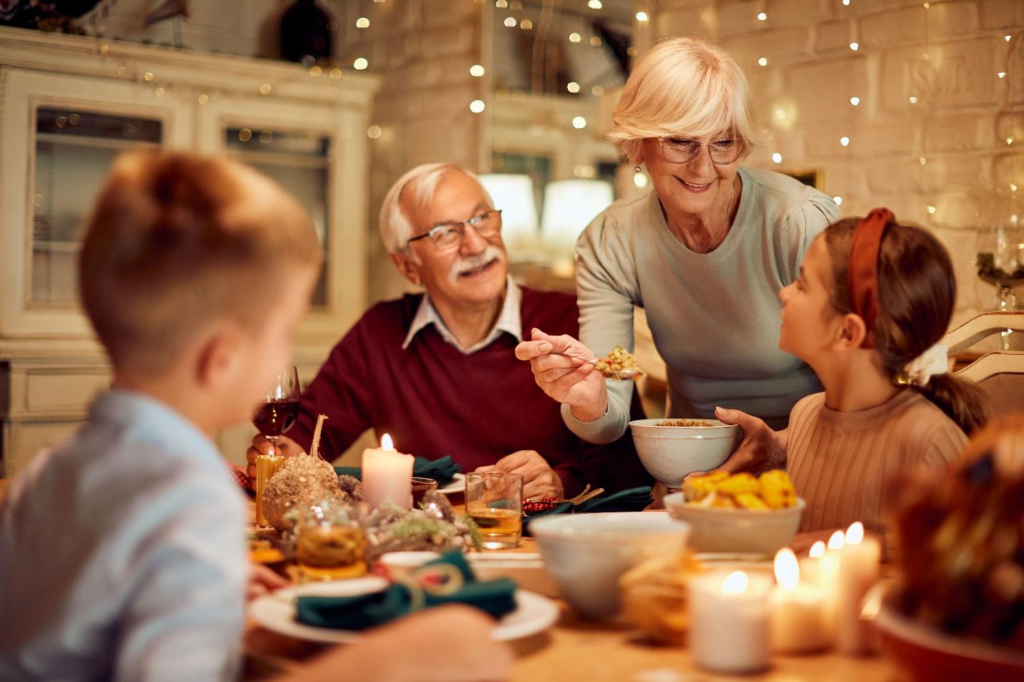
[718,209,989,548]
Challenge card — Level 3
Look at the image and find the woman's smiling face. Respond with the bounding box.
[640,134,742,219]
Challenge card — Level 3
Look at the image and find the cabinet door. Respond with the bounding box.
[194,96,369,346]
[0,67,191,339]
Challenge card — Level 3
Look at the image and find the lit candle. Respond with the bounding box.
[836,522,881,656]
[361,434,414,510]
[770,549,830,654]
[799,540,826,587]
[689,570,772,673]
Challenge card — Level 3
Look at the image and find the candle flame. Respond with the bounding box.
[828,530,846,551]
[722,570,749,595]
[845,521,865,545]
[809,541,826,558]
[774,548,800,589]
[381,434,394,450]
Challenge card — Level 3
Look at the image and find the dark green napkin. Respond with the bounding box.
[334,455,462,486]
[523,486,654,536]
[295,551,517,630]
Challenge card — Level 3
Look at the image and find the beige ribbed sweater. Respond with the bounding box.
[788,390,967,536]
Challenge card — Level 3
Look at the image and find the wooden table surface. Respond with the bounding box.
[242,502,899,682]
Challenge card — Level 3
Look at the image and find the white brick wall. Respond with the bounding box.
[655,0,1024,324]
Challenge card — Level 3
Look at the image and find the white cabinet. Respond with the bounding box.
[0,28,379,476]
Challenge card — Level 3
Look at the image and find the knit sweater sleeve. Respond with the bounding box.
[774,187,840,284]
[291,313,378,461]
[563,207,641,445]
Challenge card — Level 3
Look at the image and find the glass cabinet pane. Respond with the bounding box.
[32,108,163,305]
[225,128,331,308]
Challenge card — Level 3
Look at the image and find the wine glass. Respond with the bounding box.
[252,367,300,528]
[252,366,301,455]
[975,221,1024,350]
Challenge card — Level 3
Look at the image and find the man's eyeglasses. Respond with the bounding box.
[406,209,503,251]
[659,137,745,165]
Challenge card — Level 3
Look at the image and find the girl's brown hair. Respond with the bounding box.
[823,218,989,434]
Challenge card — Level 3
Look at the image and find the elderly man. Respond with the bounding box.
[246,163,648,500]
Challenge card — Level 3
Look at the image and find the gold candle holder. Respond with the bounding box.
[254,453,284,528]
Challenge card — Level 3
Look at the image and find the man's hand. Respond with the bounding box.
[476,450,564,501]
[246,434,305,481]
[711,406,788,476]
[247,563,288,603]
[289,605,513,682]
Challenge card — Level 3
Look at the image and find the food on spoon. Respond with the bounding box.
[658,419,714,427]
[683,470,797,510]
[594,346,644,379]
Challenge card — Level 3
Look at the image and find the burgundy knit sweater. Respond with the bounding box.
[290,287,651,496]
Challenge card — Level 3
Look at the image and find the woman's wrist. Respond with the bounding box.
[569,393,609,423]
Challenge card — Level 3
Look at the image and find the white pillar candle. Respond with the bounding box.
[361,434,414,510]
[836,522,881,656]
[689,570,772,674]
[770,549,830,654]
[815,530,846,630]
[798,540,826,588]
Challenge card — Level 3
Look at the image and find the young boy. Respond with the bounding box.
[0,152,509,681]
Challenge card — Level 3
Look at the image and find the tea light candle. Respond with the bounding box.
[770,549,830,654]
[362,434,414,510]
[836,522,881,656]
[689,570,772,673]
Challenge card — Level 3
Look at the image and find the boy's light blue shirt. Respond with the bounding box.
[0,389,248,681]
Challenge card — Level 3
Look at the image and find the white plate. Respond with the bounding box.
[437,472,466,495]
[249,577,558,643]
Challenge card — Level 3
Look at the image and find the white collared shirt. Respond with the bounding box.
[401,276,522,354]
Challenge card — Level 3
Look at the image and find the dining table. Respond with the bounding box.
[241,497,900,682]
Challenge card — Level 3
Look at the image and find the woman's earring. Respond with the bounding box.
[634,164,642,173]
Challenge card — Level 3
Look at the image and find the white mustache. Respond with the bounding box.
[450,245,505,281]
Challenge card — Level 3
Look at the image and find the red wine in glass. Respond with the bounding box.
[252,399,299,437]
[253,366,301,454]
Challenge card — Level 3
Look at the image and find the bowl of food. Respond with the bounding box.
[529,512,690,619]
[873,582,1024,682]
[663,470,803,555]
[628,418,741,488]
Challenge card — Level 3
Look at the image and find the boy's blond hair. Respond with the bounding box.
[80,151,323,377]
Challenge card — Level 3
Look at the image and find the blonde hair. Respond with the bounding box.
[80,151,323,378]
[610,37,768,164]
[379,163,492,255]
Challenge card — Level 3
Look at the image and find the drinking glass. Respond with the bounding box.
[975,223,1024,350]
[295,515,367,581]
[253,366,300,527]
[465,472,523,549]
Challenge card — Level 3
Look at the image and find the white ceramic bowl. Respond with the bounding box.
[663,492,804,555]
[629,419,742,488]
[529,512,690,619]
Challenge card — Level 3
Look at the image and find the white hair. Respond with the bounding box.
[379,163,493,255]
[609,37,768,164]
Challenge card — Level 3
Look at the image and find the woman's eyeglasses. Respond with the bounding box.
[405,209,503,251]
[659,137,745,165]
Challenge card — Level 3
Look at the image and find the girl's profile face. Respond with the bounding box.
[779,236,843,362]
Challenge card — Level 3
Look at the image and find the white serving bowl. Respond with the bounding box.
[529,512,690,619]
[663,492,804,555]
[629,419,742,488]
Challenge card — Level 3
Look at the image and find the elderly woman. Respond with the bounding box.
[518,37,840,446]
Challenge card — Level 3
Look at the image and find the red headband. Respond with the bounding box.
[847,208,895,349]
